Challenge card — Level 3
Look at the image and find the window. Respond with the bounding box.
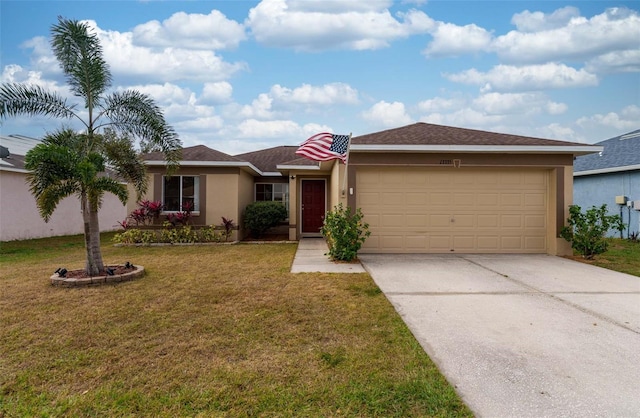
[256,183,289,213]
[163,176,199,212]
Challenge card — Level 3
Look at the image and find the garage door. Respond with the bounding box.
[357,167,548,253]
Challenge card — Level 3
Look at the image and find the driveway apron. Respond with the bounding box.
[359,254,640,418]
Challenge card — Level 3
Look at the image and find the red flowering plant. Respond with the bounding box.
[125,200,164,226]
[166,201,193,226]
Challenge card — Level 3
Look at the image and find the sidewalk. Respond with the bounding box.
[291,238,366,273]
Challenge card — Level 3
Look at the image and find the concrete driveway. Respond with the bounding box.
[359,254,640,418]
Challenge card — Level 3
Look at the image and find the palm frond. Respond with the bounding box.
[0,83,77,120]
[90,176,129,207]
[25,139,82,200]
[101,90,182,173]
[101,132,149,200]
[51,17,111,112]
[35,181,78,222]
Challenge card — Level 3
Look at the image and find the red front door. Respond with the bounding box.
[301,180,326,234]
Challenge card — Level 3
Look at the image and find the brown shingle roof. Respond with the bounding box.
[352,122,585,147]
[235,146,304,172]
[141,145,241,163]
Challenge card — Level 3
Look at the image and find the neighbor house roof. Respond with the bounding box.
[0,134,41,173]
[350,123,599,155]
[574,129,640,176]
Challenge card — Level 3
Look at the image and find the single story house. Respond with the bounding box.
[138,122,599,256]
[573,129,640,237]
[0,134,127,241]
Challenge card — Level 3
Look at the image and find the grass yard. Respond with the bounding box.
[569,238,640,277]
[0,233,472,417]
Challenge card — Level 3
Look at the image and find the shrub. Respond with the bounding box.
[128,200,163,226]
[166,201,193,226]
[159,225,198,243]
[198,225,224,243]
[321,203,371,262]
[560,204,624,259]
[112,229,157,245]
[221,217,235,242]
[243,201,288,238]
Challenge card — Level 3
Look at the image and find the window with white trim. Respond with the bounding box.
[163,176,199,212]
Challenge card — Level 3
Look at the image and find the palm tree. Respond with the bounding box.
[0,17,181,276]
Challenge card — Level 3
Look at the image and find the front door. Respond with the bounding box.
[301,180,326,234]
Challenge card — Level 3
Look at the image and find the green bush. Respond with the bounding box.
[560,204,624,259]
[112,229,157,245]
[243,201,288,238]
[321,203,371,262]
[198,225,224,243]
[159,225,198,243]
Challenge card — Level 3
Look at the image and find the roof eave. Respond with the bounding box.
[276,164,321,171]
[144,160,263,175]
[350,144,602,156]
[0,166,29,174]
[574,164,640,177]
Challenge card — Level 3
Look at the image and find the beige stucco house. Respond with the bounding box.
[0,135,127,241]
[138,123,600,255]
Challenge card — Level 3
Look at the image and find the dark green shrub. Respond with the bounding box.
[321,203,371,262]
[560,204,624,259]
[243,201,288,238]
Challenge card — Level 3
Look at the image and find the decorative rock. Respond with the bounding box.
[50,265,145,287]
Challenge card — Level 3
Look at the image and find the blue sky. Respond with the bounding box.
[1,0,639,154]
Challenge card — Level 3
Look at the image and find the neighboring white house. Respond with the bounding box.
[0,134,127,241]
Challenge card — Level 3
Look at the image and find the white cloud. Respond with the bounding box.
[132,10,246,50]
[286,0,393,13]
[576,104,640,132]
[417,97,462,113]
[21,36,59,73]
[493,7,640,65]
[246,0,434,51]
[122,82,194,105]
[585,49,640,74]
[174,116,224,132]
[238,94,276,119]
[269,82,359,105]
[235,119,302,139]
[446,63,599,92]
[472,92,566,116]
[95,24,247,82]
[200,82,233,104]
[361,101,413,127]
[537,123,580,142]
[23,19,248,83]
[511,6,580,32]
[423,22,493,57]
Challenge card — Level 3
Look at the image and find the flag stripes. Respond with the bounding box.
[295,133,351,163]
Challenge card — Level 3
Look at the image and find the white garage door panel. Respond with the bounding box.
[358,167,548,253]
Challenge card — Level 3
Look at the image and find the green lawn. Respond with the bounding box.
[579,238,640,277]
[0,233,472,417]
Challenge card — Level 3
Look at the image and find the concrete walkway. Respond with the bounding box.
[291,238,366,273]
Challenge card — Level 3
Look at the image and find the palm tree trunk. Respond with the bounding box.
[82,194,105,275]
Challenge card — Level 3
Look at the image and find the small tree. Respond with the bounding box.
[321,203,371,262]
[1,18,180,276]
[243,201,287,238]
[560,204,624,259]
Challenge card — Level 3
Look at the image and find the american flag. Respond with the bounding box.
[295,133,351,163]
